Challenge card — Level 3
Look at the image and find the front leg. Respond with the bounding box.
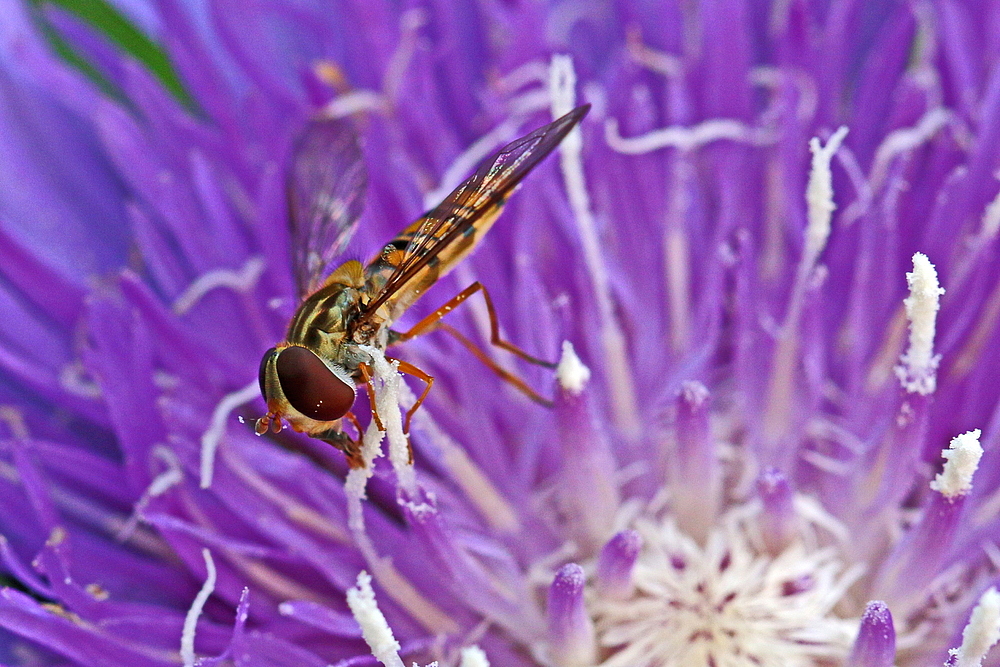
[357,362,386,432]
[313,412,365,468]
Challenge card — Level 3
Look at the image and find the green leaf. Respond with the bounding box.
[29,0,195,110]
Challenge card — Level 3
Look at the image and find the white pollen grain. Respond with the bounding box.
[804,126,849,263]
[895,252,945,395]
[556,341,591,395]
[459,645,491,667]
[930,429,982,498]
[346,571,405,667]
[180,549,216,667]
[981,185,1000,239]
[949,587,1000,667]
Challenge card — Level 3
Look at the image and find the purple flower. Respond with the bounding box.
[4,1,1000,665]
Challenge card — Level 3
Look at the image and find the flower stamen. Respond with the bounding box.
[876,429,982,610]
[550,54,640,438]
[459,645,491,667]
[895,252,944,395]
[200,379,260,488]
[762,127,848,450]
[172,256,265,315]
[548,563,597,667]
[347,571,405,667]
[948,587,1000,667]
[605,117,774,153]
[555,341,590,395]
[848,600,896,667]
[181,549,216,667]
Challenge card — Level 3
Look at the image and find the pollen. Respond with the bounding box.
[556,340,591,394]
[930,429,983,499]
[895,252,944,395]
[588,514,858,666]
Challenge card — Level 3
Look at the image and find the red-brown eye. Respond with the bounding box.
[258,347,278,400]
[274,346,355,421]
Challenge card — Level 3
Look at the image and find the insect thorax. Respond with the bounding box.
[285,282,388,376]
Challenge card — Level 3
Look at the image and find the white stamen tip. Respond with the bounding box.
[804,126,849,261]
[557,341,591,395]
[895,252,944,395]
[180,549,217,667]
[346,571,405,667]
[981,185,1000,239]
[459,645,491,667]
[949,587,1000,667]
[930,429,982,498]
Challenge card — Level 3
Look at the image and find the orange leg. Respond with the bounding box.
[357,362,386,432]
[396,282,557,368]
[437,323,553,408]
[344,411,364,440]
[312,416,364,468]
[386,357,434,436]
[393,282,555,406]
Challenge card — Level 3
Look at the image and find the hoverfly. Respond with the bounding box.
[257,104,590,467]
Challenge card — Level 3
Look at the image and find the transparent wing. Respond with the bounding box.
[288,115,368,296]
[355,104,590,326]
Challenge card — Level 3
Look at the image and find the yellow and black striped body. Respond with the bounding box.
[364,200,506,325]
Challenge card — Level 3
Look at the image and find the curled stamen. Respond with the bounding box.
[200,379,260,489]
[869,108,950,190]
[605,117,774,154]
[173,256,265,315]
[180,549,217,667]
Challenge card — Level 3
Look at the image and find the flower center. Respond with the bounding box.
[589,513,860,666]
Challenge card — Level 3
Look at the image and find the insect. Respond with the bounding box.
[257,104,590,467]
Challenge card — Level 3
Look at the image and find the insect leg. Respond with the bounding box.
[434,322,554,408]
[357,362,386,432]
[385,357,434,438]
[314,418,364,468]
[343,411,364,440]
[396,281,557,368]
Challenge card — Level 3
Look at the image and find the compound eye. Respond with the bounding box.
[274,346,355,421]
[258,347,278,400]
